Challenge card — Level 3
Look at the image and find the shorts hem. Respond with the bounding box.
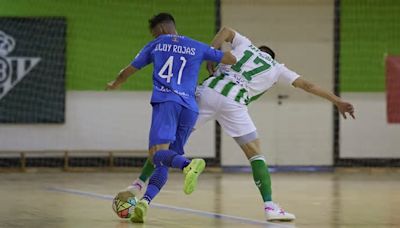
[226,128,257,138]
[149,139,174,149]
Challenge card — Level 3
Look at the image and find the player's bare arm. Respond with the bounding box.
[220,52,236,66]
[106,65,138,90]
[207,26,236,74]
[210,26,235,49]
[292,77,355,119]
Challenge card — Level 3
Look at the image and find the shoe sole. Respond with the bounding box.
[266,216,295,222]
[184,159,206,195]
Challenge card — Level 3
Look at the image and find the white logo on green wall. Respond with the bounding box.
[0,30,41,100]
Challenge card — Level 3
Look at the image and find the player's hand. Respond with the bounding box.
[336,100,355,119]
[206,61,216,75]
[105,81,119,90]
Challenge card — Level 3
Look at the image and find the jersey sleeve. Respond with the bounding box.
[277,64,301,86]
[131,42,153,69]
[203,45,224,63]
[230,32,252,59]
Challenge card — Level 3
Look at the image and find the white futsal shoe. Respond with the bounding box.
[264,202,296,221]
[116,179,146,201]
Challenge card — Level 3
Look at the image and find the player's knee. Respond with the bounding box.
[234,131,258,146]
[152,150,168,167]
[152,149,177,167]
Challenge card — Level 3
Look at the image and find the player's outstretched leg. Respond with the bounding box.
[250,155,295,221]
[183,158,206,194]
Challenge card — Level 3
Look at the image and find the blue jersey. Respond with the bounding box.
[131,34,224,112]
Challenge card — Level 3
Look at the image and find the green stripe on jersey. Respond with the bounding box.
[208,75,225,89]
[235,88,247,102]
[221,82,236,96]
[246,91,266,105]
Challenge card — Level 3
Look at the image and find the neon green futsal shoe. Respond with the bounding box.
[130,199,149,223]
[183,158,206,195]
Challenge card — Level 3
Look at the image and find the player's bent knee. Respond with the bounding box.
[234,131,258,146]
[152,149,177,168]
[152,150,167,167]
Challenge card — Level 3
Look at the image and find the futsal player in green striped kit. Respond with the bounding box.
[119,27,355,221]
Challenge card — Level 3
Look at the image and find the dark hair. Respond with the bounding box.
[258,45,275,59]
[149,13,175,29]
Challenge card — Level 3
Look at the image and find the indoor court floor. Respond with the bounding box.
[0,169,399,228]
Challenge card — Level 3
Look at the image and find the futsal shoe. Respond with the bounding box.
[183,158,206,194]
[130,199,149,223]
[117,179,146,201]
[264,202,296,221]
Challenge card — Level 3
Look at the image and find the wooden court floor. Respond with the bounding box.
[0,169,399,228]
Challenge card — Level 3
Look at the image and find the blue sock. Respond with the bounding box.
[142,166,168,203]
[171,155,190,170]
[153,150,190,170]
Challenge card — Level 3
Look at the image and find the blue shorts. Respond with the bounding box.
[149,101,198,155]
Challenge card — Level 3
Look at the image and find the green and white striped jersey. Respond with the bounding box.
[202,32,300,105]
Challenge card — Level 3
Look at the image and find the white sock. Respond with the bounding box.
[131,178,145,190]
[132,178,145,186]
[265,201,275,208]
[124,179,145,194]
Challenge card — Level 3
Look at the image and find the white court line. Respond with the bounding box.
[46,187,296,228]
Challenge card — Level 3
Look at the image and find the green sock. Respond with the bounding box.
[250,158,272,202]
[138,158,155,182]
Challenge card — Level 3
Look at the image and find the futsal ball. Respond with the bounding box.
[112,196,137,218]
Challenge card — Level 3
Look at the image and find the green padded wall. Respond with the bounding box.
[0,0,215,90]
[340,0,400,92]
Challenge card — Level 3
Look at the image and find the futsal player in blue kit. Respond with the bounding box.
[106,13,236,223]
